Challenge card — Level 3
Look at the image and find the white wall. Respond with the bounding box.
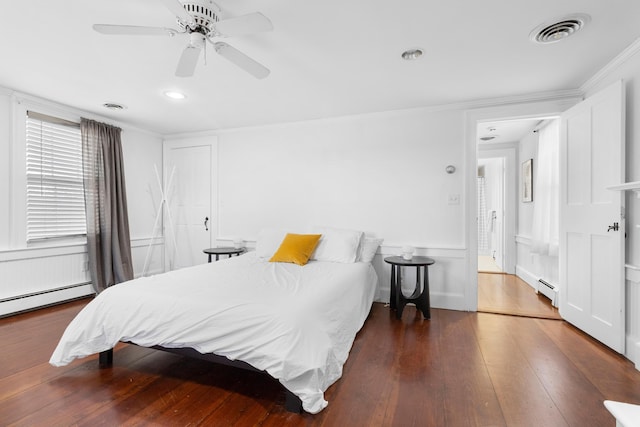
[215,108,468,309]
[516,129,559,291]
[0,89,163,316]
[478,157,504,264]
[120,128,165,278]
[0,89,11,250]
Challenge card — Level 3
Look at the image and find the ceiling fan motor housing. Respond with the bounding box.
[179,0,221,35]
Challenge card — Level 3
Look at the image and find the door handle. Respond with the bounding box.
[607,222,619,232]
[204,217,209,231]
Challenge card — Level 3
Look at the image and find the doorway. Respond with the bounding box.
[163,136,218,271]
[477,156,505,273]
[475,118,560,319]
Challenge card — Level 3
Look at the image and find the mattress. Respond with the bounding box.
[50,251,378,413]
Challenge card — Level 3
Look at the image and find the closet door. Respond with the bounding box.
[163,136,217,270]
[559,80,625,353]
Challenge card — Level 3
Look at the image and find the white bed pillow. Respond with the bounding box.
[357,238,383,262]
[310,226,364,263]
[255,228,289,260]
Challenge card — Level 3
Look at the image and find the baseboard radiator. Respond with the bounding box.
[537,279,558,307]
[0,282,94,318]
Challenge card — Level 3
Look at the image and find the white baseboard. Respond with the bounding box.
[515,265,539,290]
[0,283,94,317]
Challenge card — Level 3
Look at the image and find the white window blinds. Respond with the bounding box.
[26,111,86,241]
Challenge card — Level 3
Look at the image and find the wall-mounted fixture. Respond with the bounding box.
[445,165,456,174]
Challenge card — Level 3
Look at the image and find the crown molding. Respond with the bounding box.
[0,86,14,96]
[211,89,584,136]
[581,37,640,93]
[461,89,583,111]
[10,89,162,138]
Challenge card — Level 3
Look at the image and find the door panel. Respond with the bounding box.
[559,80,625,353]
[164,138,216,271]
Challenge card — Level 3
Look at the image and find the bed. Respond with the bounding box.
[50,228,381,414]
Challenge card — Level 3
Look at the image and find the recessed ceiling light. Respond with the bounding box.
[102,102,126,110]
[164,91,186,100]
[480,136,499,142]
[401,48,423,61]
[530,13,591,44]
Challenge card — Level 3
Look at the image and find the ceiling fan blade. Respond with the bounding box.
[176,45,202,77]
[159,0,195,27]
[215,12,273,37]
[213,42,270,79]
[93,24,177,36]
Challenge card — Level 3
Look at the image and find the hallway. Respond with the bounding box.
[478,273,561,319]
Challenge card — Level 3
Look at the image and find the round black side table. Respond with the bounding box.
[203,247,245,262]
[384,256,435,320]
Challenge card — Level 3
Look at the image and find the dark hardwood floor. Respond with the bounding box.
[478,272,562,319]
[2,298,639,426]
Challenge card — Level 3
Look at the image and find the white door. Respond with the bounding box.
[163,137,217,270]
[559,80,625,353]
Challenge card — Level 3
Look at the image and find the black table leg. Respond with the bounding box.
[423,266,431,319]
[413,265,431,319]
[390,265,397,310]
[396,265,405,319]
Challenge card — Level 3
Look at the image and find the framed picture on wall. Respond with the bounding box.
[522,158,533,202]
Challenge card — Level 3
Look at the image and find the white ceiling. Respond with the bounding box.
[477,118,543,145]
[1,0,639,135]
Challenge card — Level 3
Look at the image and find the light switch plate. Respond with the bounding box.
[448,194,460,205]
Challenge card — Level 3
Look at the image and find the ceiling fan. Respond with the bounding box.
[93,0,273,79]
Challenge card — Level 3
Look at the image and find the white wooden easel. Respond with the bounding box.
[142,165,179,276]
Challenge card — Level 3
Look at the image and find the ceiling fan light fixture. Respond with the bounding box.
[401,48,423,61]
[530,13,591,44]
[164,90,187,100]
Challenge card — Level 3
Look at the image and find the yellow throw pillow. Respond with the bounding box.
[269,233,322,266]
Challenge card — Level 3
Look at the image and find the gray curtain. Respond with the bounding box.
[81,118,133,293]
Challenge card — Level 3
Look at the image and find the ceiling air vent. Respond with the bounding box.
[530,13,590,44]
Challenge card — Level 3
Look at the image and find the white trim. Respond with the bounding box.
[9,89,162,138]
[515,265,540,291]
[464,97,580,312]
[131,236,165,248]
[581,37,640,94]
[626,264,640,283]
[478,146,518,274]
[515,234,532,245]
[607,181,640,195]
[0,243,87,262]
[0,283,93,317]
[186,90,584,138]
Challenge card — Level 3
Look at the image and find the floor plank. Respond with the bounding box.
[2,299,640,426]
[478,272,561,319]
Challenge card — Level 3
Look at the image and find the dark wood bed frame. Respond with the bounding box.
[99,346,303,413]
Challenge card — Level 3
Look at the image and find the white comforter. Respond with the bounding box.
[50,252,378,413]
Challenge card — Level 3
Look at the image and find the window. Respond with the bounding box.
[25,111,86,241]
